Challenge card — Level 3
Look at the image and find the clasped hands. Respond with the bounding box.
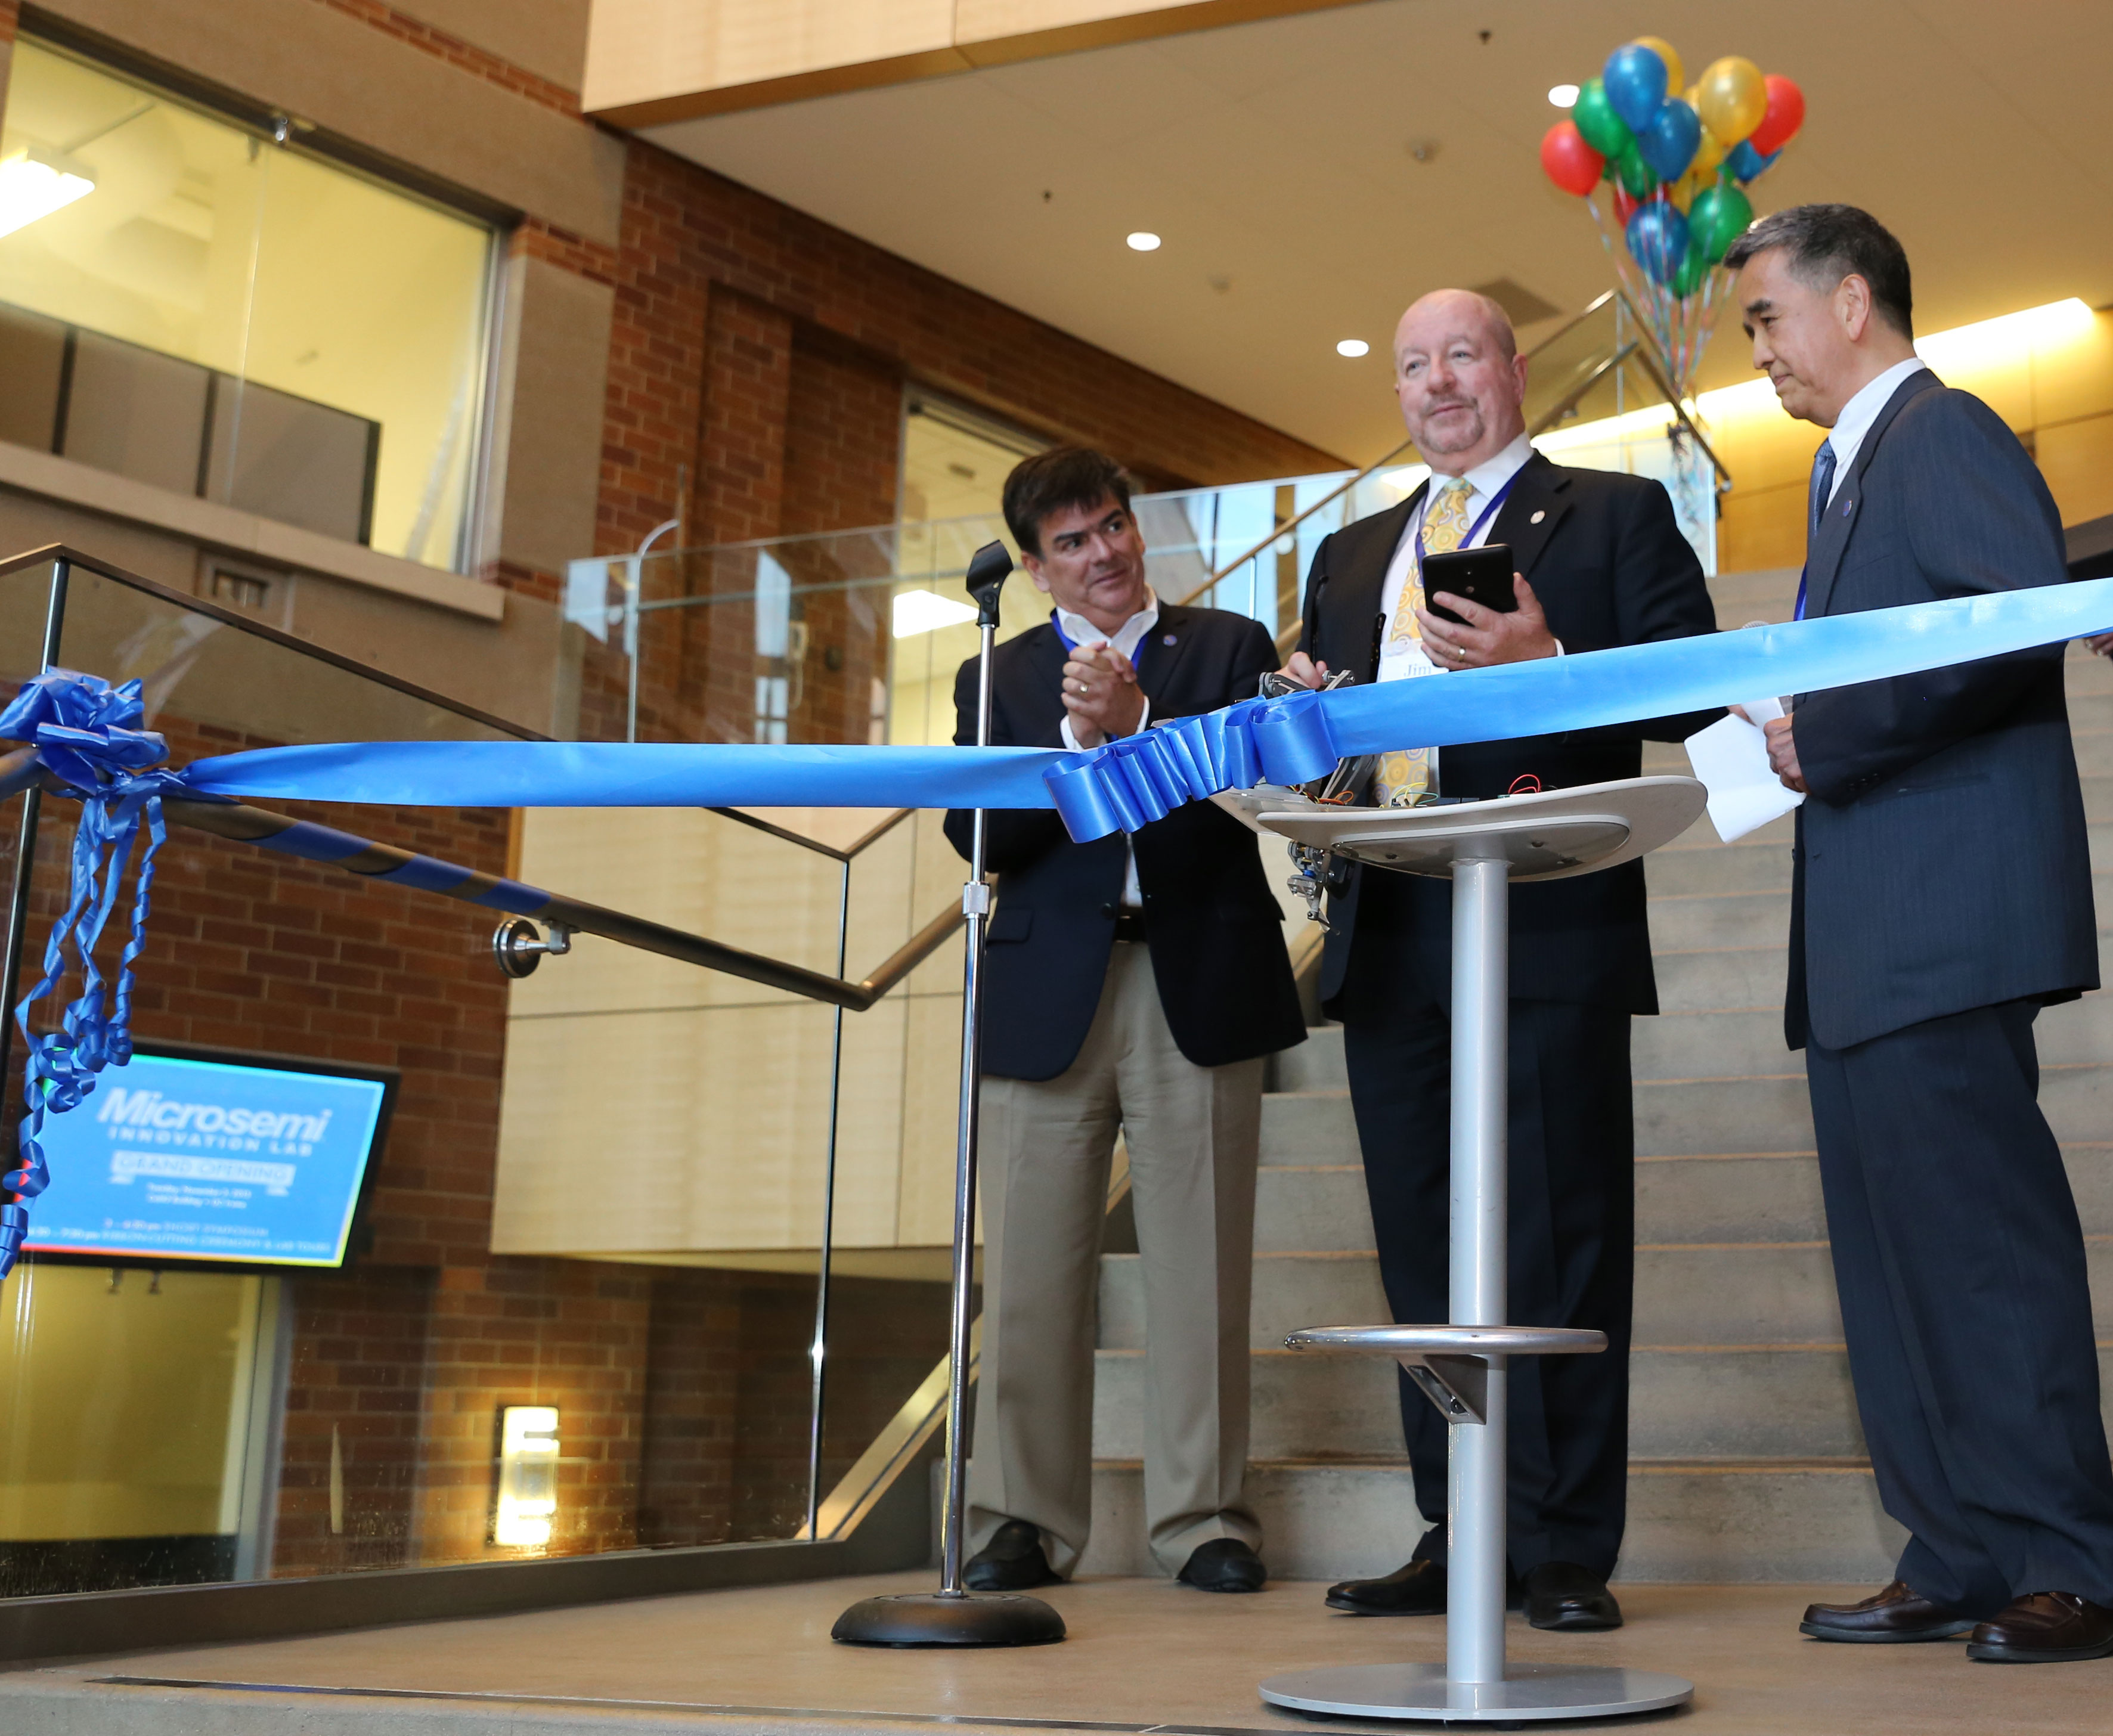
[1062,641,1147,749]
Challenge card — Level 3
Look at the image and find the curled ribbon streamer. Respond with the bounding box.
[0,671,184,1278]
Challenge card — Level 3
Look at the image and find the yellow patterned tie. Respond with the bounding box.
[1372,479,1474,806]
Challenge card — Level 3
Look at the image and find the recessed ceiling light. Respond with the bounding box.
[1548,83,1580,108]
[1126,231,1161,252]
[1337,339,1370,358]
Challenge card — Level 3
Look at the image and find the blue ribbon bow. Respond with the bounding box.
[0,670,184,1277]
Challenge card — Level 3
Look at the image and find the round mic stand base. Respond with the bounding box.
[831,1592,1067,1649]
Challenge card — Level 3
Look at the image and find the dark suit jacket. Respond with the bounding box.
[1300,451,1719,1014]
[944,602,1306,1081]
[1787,370,2097,1051]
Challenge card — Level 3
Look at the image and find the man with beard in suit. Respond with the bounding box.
[1278,289,1717,1630]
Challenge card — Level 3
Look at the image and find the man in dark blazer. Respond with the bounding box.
[1280,289,1717,1630]
[945,447,1306,1596]
[1727,205,2113,1663]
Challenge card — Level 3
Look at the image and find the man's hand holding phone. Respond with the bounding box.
[1417,572,1557,668]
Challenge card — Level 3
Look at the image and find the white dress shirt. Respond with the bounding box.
[1056,587,1158,907]
[1375,432,1541,783]
[1820,356,1929,505]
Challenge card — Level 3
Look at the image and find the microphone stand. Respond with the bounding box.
[832,541,1065,1648]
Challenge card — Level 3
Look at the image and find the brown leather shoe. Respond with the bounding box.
[1800,1580,1977,1643]
[1967,1592,2113,1663]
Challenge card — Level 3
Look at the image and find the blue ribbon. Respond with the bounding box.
[173,576,2113,841]
[0,671,187,1277]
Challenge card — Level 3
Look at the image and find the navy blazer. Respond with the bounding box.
[1300,452,1719,1013]
[1787,370,2097,1050]
[943,602,1306,1081]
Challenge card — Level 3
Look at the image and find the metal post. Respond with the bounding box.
[1448,848,1509,1687]
[937,613,996,1594]
[832,541,1061,1647]
[805,856,851,1541]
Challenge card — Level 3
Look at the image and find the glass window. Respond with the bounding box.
[0,38,496,570]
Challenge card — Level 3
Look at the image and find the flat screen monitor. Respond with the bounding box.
[21,1045,394,1270]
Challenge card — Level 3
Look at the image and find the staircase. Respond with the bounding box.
[1081,565,2113,1583]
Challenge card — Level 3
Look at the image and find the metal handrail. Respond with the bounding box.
[142,792,961,1013]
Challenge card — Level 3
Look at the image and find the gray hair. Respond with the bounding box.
[1724,204,1914,340]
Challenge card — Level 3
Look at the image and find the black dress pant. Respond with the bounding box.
[1806,999,2113,1612]
[1339,935,1635,1579]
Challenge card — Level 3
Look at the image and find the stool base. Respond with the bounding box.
[1257,1660,1693,1723]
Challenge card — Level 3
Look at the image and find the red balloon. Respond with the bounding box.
[1541,120,1604,197]
[1748,75,1805,156]
[1613,184,1641,226]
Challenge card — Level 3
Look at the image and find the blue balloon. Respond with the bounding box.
[1637,98,1701,183]
[1724,138,1781,182]
[1603,44,1669,134]
[1625,200,1691,286]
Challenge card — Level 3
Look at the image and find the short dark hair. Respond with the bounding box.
[1002,447,1133,557]
[1724,204,1914,340]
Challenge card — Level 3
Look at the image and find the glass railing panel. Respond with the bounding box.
[0,553,884,1596]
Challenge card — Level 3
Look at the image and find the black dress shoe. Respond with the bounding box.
[1967,1592,2113,1663]
[1178,1537,1267,1592]
[1327,1557,1446,1616]
[1522,1561,1622,1632]
[1800,1580,1977,1643]
[963,1520,1061,1592]
[1325,1558,1525,1616]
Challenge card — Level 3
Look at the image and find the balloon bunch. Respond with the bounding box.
[1540,36,1805,397]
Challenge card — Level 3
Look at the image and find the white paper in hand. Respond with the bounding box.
[1684,698,1805,843]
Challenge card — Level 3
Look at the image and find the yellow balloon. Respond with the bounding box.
[1631,35,1686,99]
[1690,126,1727,179]
[1697,55,1767,144]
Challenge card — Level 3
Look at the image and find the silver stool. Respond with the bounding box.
[1239,777,1705,1723]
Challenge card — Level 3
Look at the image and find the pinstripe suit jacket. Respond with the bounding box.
[1787,369,2097,1050]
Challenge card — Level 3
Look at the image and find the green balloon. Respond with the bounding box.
[1671,244,1710,298]
[1613,139,1657,197]
[1691,182,1756,264]
[1573,77,1633,157]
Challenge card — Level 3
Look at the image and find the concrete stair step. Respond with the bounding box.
[1260,1090,1357,1166]
[1645,888,1792,952]
[1636,1154,1825,1243]
[1644,840,1791,897]
[1650,945,1788,1014]
[1632,1008,1792,1081]
[1253,1164,1372,1253]
[1077,1458,1906,1582]
[1270,1025,1345,1094]
[1634,1073,1812,1157]
[1100,1239,2113,1350]
[1092,1346,1866,1463]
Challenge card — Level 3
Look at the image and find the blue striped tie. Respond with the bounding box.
[1793,439,1838,622]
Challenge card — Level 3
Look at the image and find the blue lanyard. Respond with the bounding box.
[1411,469,1523,586]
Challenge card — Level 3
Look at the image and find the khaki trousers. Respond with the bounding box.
[967,941,1264,1577]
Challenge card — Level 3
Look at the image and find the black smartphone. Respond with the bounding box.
[1422,544,1518,627]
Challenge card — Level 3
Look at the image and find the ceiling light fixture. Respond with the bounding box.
[0,146,95,240]
[1126,231,1161,252]
[1336,339,1370,358]
[1548,83,1580,107]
